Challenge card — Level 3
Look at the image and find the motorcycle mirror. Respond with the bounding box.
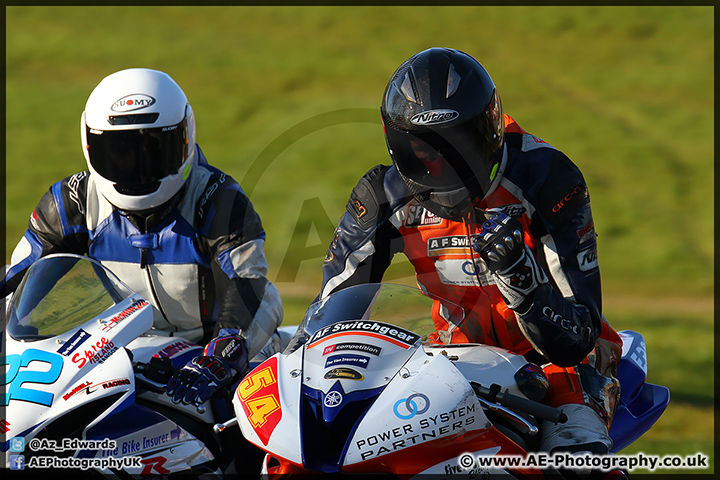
[213,417,238,434]
[514,363,550,403]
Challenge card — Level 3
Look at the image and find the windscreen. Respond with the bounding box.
[7,254,133,341]
[285,283,465,353]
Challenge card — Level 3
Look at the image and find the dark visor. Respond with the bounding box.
[386,116,497,190]
[86,119,187,187]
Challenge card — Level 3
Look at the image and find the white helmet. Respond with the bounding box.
[81,68,197,211]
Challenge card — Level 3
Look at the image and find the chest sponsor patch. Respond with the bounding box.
[405,204,443,227]
[435,258,495,287]
[427,236,474,256]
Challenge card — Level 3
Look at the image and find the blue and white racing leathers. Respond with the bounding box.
[2,146,283,358]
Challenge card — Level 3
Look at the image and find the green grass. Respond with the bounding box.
[604,305,714,473]
[5,6,713,474]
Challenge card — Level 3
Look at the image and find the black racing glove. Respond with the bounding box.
[473,208,547,311]
[166,355,233,405]
[165,335,248,405]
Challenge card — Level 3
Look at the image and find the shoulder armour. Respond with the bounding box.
[197,170,262,243]
[49,172,90,235]
[346,164,393,230]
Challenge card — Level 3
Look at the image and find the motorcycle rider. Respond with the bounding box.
[1,68,283,408]
[320,48,625,479]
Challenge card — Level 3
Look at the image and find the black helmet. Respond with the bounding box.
[381,48,504,221]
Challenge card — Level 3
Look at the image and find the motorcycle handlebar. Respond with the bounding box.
[471,382,568,424]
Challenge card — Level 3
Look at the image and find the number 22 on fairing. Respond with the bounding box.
[1,349,64,407]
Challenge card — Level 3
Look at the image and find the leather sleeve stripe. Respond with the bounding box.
[51,182,85,237]
[321,240,376,299]
[217,239,269,280]
[540,233,577,302]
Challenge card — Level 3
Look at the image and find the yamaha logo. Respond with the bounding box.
[410,109,459,125]
[111,94,156,112]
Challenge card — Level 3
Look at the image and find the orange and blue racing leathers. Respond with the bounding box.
[320,115,622,427]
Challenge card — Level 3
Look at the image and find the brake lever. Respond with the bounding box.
[472,382,568,424]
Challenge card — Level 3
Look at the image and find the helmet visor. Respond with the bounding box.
[86,119,187,192]
[388,132,470,189]
[385,90,503,200]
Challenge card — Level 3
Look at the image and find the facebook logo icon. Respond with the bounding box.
[9,454,25,470]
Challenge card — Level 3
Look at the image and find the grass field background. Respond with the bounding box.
[6,6,713,474]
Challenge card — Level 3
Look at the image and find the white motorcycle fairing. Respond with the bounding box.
[1,254,219,476]
[233,283,669,478]
[233,284,543,476]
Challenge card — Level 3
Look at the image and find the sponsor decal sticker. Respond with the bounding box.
[577,220,596,247]
[410,109,459,125]
[71,337,117,369]
[322,342,382,356]
[57,329,91,357]
[325,354,370,369]
[552,184,588,214]
[355,402,477,460]
[324,391,343,407]
[63,381,92,401]
[577,245,599,271]
[307,321,420,349]
[62,378,130,401]
[100,299,148,333]
[405,204,443,227]
[102,378,131,389]
[393,393,431,419]
[427,235,474,256]
[434,259,495,287]
[497,203,526,217]
[139,456,171,476]
[103,427,182,458]
[152,340,196,359]
[324,367,364,381]
[111,94,156,113]
[618,332,648,374]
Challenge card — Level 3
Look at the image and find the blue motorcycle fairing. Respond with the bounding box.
[609,330,670,453]
[300,381,384,473]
